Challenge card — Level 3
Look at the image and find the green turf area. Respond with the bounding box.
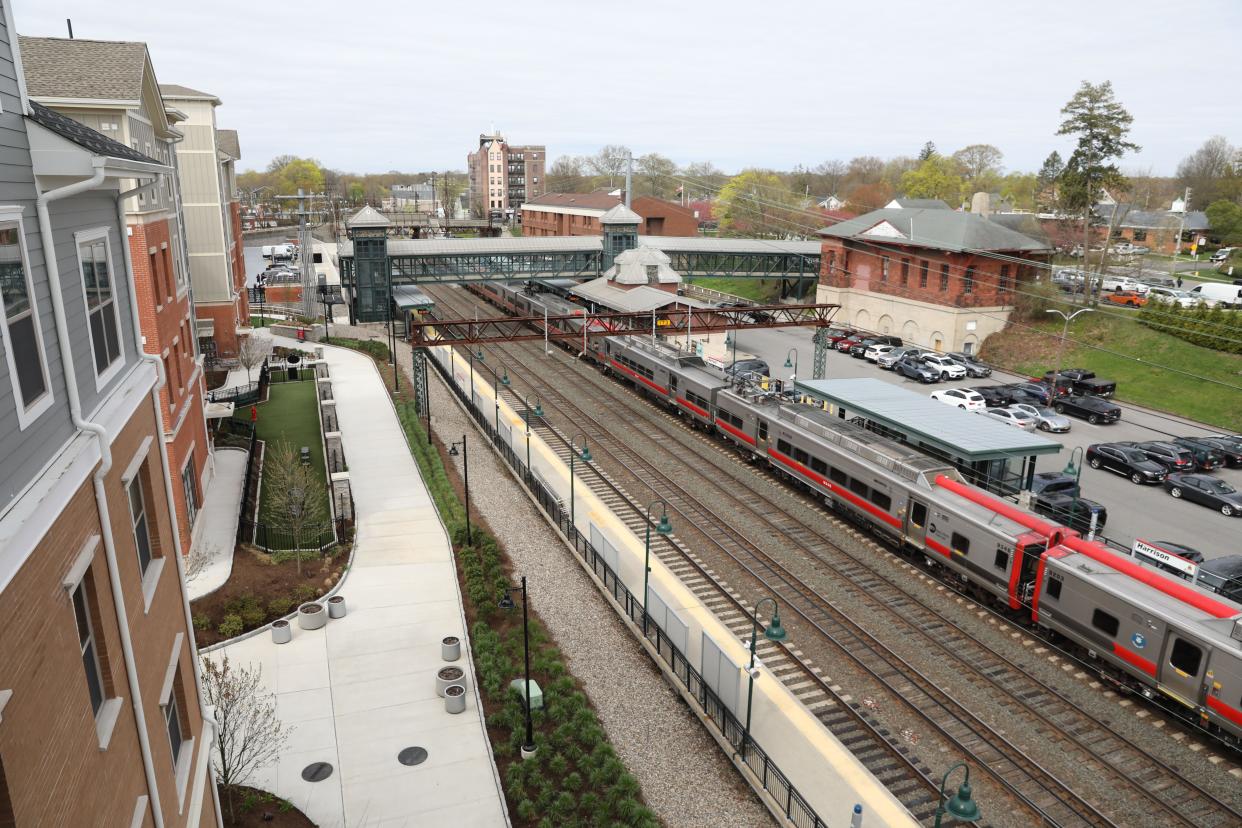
[980,312,1242,431]
[234,380,329,527]
[684,277,781,303]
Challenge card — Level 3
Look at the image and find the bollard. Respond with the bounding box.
[850,803,863,828]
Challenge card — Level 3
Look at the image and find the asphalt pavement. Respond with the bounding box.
[729,325,1241,562]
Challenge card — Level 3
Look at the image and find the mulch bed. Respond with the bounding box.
[220,784,315,827]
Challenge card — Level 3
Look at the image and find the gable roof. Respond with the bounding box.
[888,198,952,210]
[525,192,622,211]
[27,100,161,165]
[18,36,149,102]
[159,83,221,104]
[217,129,241,161]
[600,204,642,225]
[346,205,391,229]
[1095,203,1210,231]
[819,207,1051,253]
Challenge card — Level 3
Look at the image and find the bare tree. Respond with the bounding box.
[201,656,290,823]
[184,541,219,584]
[263,443,328,574]
[586,144,632,187]
[238,334,272,383]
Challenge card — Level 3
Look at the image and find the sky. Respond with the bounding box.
[16,0,1242,179]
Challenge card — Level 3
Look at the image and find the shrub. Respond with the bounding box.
[192,613,212,631]
[238,593,265,627]
[293,582,318,602]
[563,771,582,792]
[268,595,295,617]
[516,799,536,821]
[217,614,244,638]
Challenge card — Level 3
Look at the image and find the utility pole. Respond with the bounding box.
[625,153,632,208]
[1168,187,1191,281]
[275,188,327,319]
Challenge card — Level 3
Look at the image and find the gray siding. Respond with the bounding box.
[0,7,75,513]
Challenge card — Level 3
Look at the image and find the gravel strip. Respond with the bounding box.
[329,325,773,828]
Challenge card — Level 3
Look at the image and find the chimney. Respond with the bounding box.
[970,192,991,218]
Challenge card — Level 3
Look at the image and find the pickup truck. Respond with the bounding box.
[1042,368,1117,398]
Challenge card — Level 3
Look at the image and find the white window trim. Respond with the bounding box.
[63,535,101,590]
[159,632,183,706]
[0,208,55,429]
[75,227,127,391]
[121,436,154,485]
[141,557,165,614]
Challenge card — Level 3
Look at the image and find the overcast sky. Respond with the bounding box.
[17,0,1242,179]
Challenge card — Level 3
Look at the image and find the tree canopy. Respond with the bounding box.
[1056,80,1139,212]
[900,156,964,204]
[1206,200,1242,246]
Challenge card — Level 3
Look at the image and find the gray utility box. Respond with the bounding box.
[509,678,544,711]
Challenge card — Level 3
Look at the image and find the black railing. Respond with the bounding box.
[427,351,826,828]
[237,516,348,553]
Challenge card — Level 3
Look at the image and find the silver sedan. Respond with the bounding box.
[1009,403,1072,433]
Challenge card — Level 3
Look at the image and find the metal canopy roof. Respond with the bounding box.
[793,377,1061,461]
[337,234,822,259]
[570,278,712,313]
[391,285,435,310]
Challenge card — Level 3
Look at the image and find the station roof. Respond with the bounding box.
[819,208,1052,254]
[793,378,1062,461]
[337,234,821,259]
[391,285,434,310]
[570,278,712,313]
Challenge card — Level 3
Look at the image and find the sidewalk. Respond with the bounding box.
[186,448,248,601]
[209,338,507,828]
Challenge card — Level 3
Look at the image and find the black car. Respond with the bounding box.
[1123,441,1197,473]
[945,352,992,378]
[894,356,939,383]
[1197,555,1242,602]
[1171,436,1229,471]
[725,358,770,378]
[1014,381,1058,405]
[1145,541,1205,565]
[1086,443,1167,484]
[1006,388,1048,407]
[1042,368,1116,398]
[1029,471,1080,498]
[1054,394,1121,424]
[1195,436,1242,467]
[971,386,1010,408]
[1164,473,1242,516]
[1032,492,1107,534]
[849,338,879,358]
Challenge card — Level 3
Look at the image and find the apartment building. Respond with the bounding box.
[160,85,248,360]
[0,6,219,826]
[466,131,545,215]
[19,35,214,553]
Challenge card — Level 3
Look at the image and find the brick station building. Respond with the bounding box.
[817,207,1052,354]
[521,192,699,237]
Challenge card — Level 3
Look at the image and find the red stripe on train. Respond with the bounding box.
[716,419,756,445]
[1207,695,1242,728]
[609,359,668,394]
[924,537,953,559]
[767,448,901,528]
[677,397,709,417]
[1112,642,1157,677]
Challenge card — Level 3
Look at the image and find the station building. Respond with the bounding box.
[522,192,700,238]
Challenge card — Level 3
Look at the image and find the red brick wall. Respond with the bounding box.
[632,197,699,236]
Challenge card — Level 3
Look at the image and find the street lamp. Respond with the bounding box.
[933,763,982,828]
[641,499,672,635]
[1063,445,1087,538]
[448,435,471,545]
[569,434,591,535]
[783,347,799,383]
[741,595,786,760]
[523,394,543,476]
[499,576,537,760]
[1045,307,1094,392]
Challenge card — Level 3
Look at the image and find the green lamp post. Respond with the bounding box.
[741,595,786,760]
[933,763,981,828]
[642,499,672,635]
[467,347,484,411]
[569,434,591,536]
[523,394,543,477]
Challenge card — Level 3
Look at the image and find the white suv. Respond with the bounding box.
[864,344,897,362]
[930,388,986,412]
[920,354,967,380]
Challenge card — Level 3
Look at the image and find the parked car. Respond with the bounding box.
[1164,473,1242,516]
[1103,289,1147,307]
[894,356,939,383]
[1210,247,1235,263]
[1029,471,1080,499]
[1086,443,1167,484]
[980,406,1038,432]
[1008,403,1071,432]
[725,358,770,378]
[944,352,992,377]
[1032,492,1108,534]
[823,328,857,346]
[1188,282,1242,308]
[1169,436,1228,471]
[1194,436,1242,467]
[1142,540,1205,566]
[1145,286,1202,308]
[1007,382,1056,406]
[849,338,879,358]
[877,346,921,369]
[920,353,968,380]
[971,385,1010,408]
[1122,441,1196,473]
[930,388,987,412]
[836,335,864,353]
[1054,394,1121,424]
[1042,368,1116,398]
[864,343,898,363]
[1196,555,1242,602]
[1100,274,1149,293]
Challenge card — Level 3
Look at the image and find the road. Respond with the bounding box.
[730,325,1241,562]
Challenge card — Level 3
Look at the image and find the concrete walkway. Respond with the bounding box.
[209,339,507,828]
[186,448,248,601]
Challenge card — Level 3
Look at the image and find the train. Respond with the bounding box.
[466,280,1242,745]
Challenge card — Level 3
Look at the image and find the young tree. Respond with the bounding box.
[237,334,272,383]
[900,156,964,204]
[440,171,466,218]
[1056,80,1140,295]
[263,443,329,573]
[716,170,798,237]
[201,656,290,823]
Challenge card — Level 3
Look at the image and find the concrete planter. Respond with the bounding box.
[272,619,292,644]
[297,602,326,631]
[441,636,461,662]
[436,666,465,698]
[444,684,466,714]
[328,595,346,619]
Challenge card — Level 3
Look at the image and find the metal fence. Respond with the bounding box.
[428,352,826,828]
[236,515,348,554]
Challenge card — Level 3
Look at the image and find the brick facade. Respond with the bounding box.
[0,399,210,827]
[521,195,699,238]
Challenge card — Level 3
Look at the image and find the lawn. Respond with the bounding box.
[234,380,329,527]
[684,276,781,303]
[979,312,1242,431]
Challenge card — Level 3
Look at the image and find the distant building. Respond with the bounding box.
[817,195,845,211]
[387,182,440,214]
[466,131,545,215]
[521,193,699,237]
[886,198,953,210]
[818,207,1051,354]
[1095,203,1210,254]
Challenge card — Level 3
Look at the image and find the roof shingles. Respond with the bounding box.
[27,101,161,165]
[820,208,1051,253]
[18,36,148,101]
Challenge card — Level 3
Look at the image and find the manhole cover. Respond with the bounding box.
[301,762,333,782]
[398,746,428,766]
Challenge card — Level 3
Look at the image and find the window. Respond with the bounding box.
[793,447,809,465]
[829,467,847,486]
[1132,229,1147,242]
[826,251,836,276]
[78,230,123,380]
[165,667,184,764]
[849,478,868,498]
[758,421,768,440]
[73,579,106,715]
[998,264,1011,295]
[919,260,929,288]
[939,263,950,292]
[777,438,792,455]
[963,266,975,294]
[994,548,1010,571]
[1046,578,1062,600]
[910,501,927,527]
[871,490,892,511]
[1169,639,1202,675]
[1091,608,1119,637]
[810,457,827,475]
[900,258,910,287]
[0,217,53,425]
[951,532,970,554]
[129,472,154,576]
[880,257,889,283]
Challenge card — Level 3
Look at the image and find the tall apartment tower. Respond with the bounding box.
[18,35,215,555]
[0,4,220,825]
[466,131,545,216]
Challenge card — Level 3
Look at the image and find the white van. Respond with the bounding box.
[1188,282,1242,308]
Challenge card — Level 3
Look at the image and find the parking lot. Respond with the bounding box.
[732,325,1241,562]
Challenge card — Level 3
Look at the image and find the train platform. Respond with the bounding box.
[206,337,507,828]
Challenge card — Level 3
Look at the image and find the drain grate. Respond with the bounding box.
[301,762,333,782]
[398,746,428,766]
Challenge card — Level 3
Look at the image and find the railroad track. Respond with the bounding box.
[427,286,1242,826]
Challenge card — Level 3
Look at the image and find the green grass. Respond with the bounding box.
[980,313,1242,431]
[234,381,329,524]
[684,276,781,303]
